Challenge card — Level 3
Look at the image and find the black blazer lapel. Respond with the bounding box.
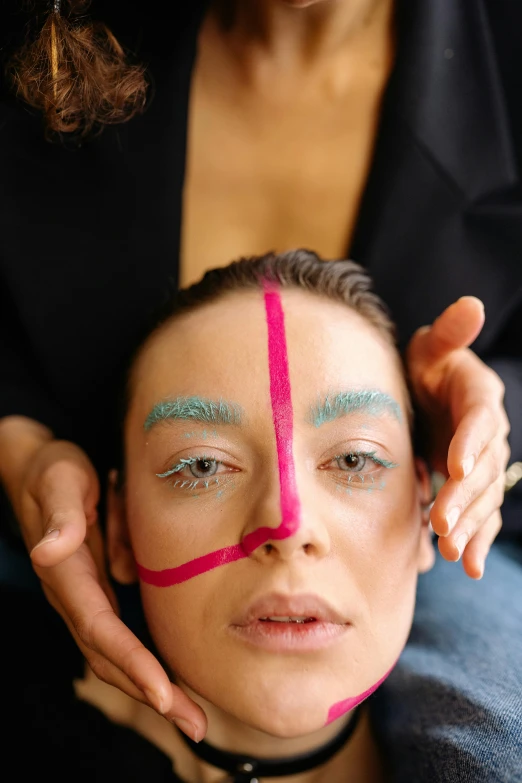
[351,0,522,354]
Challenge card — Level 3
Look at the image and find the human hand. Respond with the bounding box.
[14,439,207,740]
[406,297,509,579]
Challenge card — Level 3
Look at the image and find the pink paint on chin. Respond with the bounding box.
[137,280,301,586]
[324,663,397,725]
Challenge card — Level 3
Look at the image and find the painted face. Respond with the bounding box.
[112,287,433,737]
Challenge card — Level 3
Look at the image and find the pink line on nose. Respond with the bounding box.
[241,281,301,554]
[137,280,300,586]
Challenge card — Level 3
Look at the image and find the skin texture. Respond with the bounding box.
[1,0,509,739]
[108,288,434,756]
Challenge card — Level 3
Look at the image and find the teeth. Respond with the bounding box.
[260,616,314,623]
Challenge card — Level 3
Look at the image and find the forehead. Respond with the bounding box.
[129,289,405,423]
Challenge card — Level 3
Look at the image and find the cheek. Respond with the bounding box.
[333,474,422,626]
[125,476,234,569]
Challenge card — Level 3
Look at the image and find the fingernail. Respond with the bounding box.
[461,455,475,478]
[32,529,60,551]
[173,718,200,743]
[455,532,469,559]
[446,507,460,533]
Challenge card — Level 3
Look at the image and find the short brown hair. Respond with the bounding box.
[125,248,410,417]
[115,249,413,479]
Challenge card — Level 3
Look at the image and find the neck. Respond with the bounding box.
[214,0,393,62]
[166,687,383,783]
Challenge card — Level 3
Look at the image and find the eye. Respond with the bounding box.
[321,449,398,487]
[188,458,219,478]
[335,453,367,472]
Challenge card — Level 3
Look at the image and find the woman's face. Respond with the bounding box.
[112,287,433,737]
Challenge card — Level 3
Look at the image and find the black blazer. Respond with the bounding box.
[0,0,521,534]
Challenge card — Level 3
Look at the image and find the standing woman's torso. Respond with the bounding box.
[180,0,395,286]
[1,0,521,486]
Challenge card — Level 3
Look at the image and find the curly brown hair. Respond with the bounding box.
[5,0,149,141]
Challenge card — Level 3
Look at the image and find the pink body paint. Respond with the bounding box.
[325,663,396,725]
[241,282,300,554]
[136,280,300,586]
[137,282,394,728]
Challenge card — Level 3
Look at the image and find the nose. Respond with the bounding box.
[241,480,331,563]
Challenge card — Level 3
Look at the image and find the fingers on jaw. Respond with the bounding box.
[438,508,502,577]
[461,512,502,579]
[436,480,503,557]
[432,448,506,536]
[447,406,497,480]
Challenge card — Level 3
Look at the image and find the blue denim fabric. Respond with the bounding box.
[370,541,522,782]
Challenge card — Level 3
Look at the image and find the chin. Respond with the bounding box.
[280,0,331,7]
[245,709,328,739]
[186,668,350,737]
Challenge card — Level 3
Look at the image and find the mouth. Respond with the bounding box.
[259,616,317,624]
[229,593,350,653]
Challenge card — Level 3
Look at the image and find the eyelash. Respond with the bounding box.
[157,456,228,492]
[325,450,398,485]
[157,449,397,495]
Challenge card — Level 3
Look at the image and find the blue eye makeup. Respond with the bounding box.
[156,455,232,494]
[334,450,397,472]
[324,449,398,488]
[156,456,222,479]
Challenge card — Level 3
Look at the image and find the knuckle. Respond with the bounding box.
[120,642,146,672]
[73,606,113,650]
[494,373,505,397]
[69,609,93,647]
[494,479,505,508]
[503,440,511,466]
[461,480,477,508]
[43,509,69,531]
[456,514,477,537]
[87,656,112,685]
[480,447,501,484]
[40,459,74,487]
[485,367,505,398]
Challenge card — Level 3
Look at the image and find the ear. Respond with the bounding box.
[414,458,436,575]
[106,469,139,585]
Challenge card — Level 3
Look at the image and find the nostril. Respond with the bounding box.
[263,543,274,555]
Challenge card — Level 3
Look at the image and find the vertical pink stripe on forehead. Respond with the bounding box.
[241,280,301,554]
[137,279,300,584]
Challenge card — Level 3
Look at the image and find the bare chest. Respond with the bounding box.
[180,51,391,286]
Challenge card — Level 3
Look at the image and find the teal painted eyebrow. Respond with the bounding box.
[144,396,242,431]
[309,390,402,428]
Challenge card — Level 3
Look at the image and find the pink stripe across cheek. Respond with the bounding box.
[136,280,300,586]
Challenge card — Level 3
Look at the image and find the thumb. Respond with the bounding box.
[31,463,98,567]
[413,296,485,363]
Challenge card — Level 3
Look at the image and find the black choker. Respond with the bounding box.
[177,705,362,782]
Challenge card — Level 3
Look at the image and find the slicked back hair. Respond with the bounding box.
[121,248,413,455]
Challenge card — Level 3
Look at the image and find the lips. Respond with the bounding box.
[229,593,350,653]
[231,593,349,627]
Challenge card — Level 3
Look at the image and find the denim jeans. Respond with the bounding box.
[370,541,522,782]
